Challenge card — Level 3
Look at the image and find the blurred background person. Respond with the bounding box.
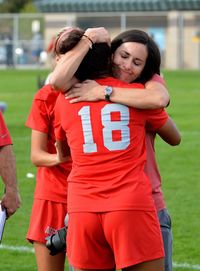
[4,34,14,68]
[31,31,43,64]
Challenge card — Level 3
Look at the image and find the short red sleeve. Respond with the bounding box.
[54,93,66,141]
[26,99,49,133]
[0,112,12,146]
[26,86,58,133]
[145,109,168,131]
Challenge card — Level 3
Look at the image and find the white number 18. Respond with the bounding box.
[78,104,130,153]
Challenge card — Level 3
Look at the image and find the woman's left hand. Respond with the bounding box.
[65,80,104,103]
[55,141,70,163]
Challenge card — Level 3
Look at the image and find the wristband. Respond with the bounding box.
[83,34,94,49]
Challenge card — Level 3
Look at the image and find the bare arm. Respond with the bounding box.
[30,130,70,167]
[49,38,89,91]
[156,117,181,146]
[0,145,21,218]
[49,27,110,91]
[65,79,170,109]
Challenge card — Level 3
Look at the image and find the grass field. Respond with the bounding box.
[0,69,199,271]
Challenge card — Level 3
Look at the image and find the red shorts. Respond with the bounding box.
[26,199,68,244]
[67,210,164,269]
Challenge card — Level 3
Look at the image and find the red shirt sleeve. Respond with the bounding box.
[54,93,67,141]
[25,86,58,134]
[0,112,12,146]
[26,99,49,133]
[145,109,168,131]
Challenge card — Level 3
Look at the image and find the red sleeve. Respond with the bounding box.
[54,94,66,141]
[145,109,168,131]
[25,86,58,133]
[26,99,49,133]
[0,112,12,146]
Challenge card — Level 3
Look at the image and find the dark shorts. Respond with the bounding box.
[158,208,173,271]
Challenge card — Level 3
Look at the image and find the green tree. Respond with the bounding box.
[20,2,38,13]
[0,0,37,13]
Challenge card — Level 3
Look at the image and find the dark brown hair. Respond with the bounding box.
[55,27,111,81]
[111,29,161,84]
[54,27,84,56]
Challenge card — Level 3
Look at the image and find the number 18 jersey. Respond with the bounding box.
[54,77,168,213]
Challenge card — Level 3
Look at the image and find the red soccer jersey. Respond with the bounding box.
[54,77,168,212]
[0,112,12,146]
[26,85,72,203]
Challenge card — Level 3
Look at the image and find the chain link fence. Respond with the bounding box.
[0,14,45,68]
[0,12,200,69]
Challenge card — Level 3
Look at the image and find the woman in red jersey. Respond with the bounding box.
[50,28,181,271]
[25,27,76,271]
[50,28,180,271]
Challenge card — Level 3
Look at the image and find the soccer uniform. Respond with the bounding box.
[26,85,72,243]
[0,112,12,146]
[145,73,173,271]
[55,77,167,269]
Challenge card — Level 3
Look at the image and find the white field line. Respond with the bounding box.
[173,262,200,270]
[0,245,200,270]
[0,244,34,253]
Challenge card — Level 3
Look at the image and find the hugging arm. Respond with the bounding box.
[156,117,181,146]
[49,27,110,91]
[65,79,170,109]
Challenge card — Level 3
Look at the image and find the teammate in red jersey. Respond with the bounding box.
[52,28,181,271]
[25,28,73,271]
[0,112,21,218]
